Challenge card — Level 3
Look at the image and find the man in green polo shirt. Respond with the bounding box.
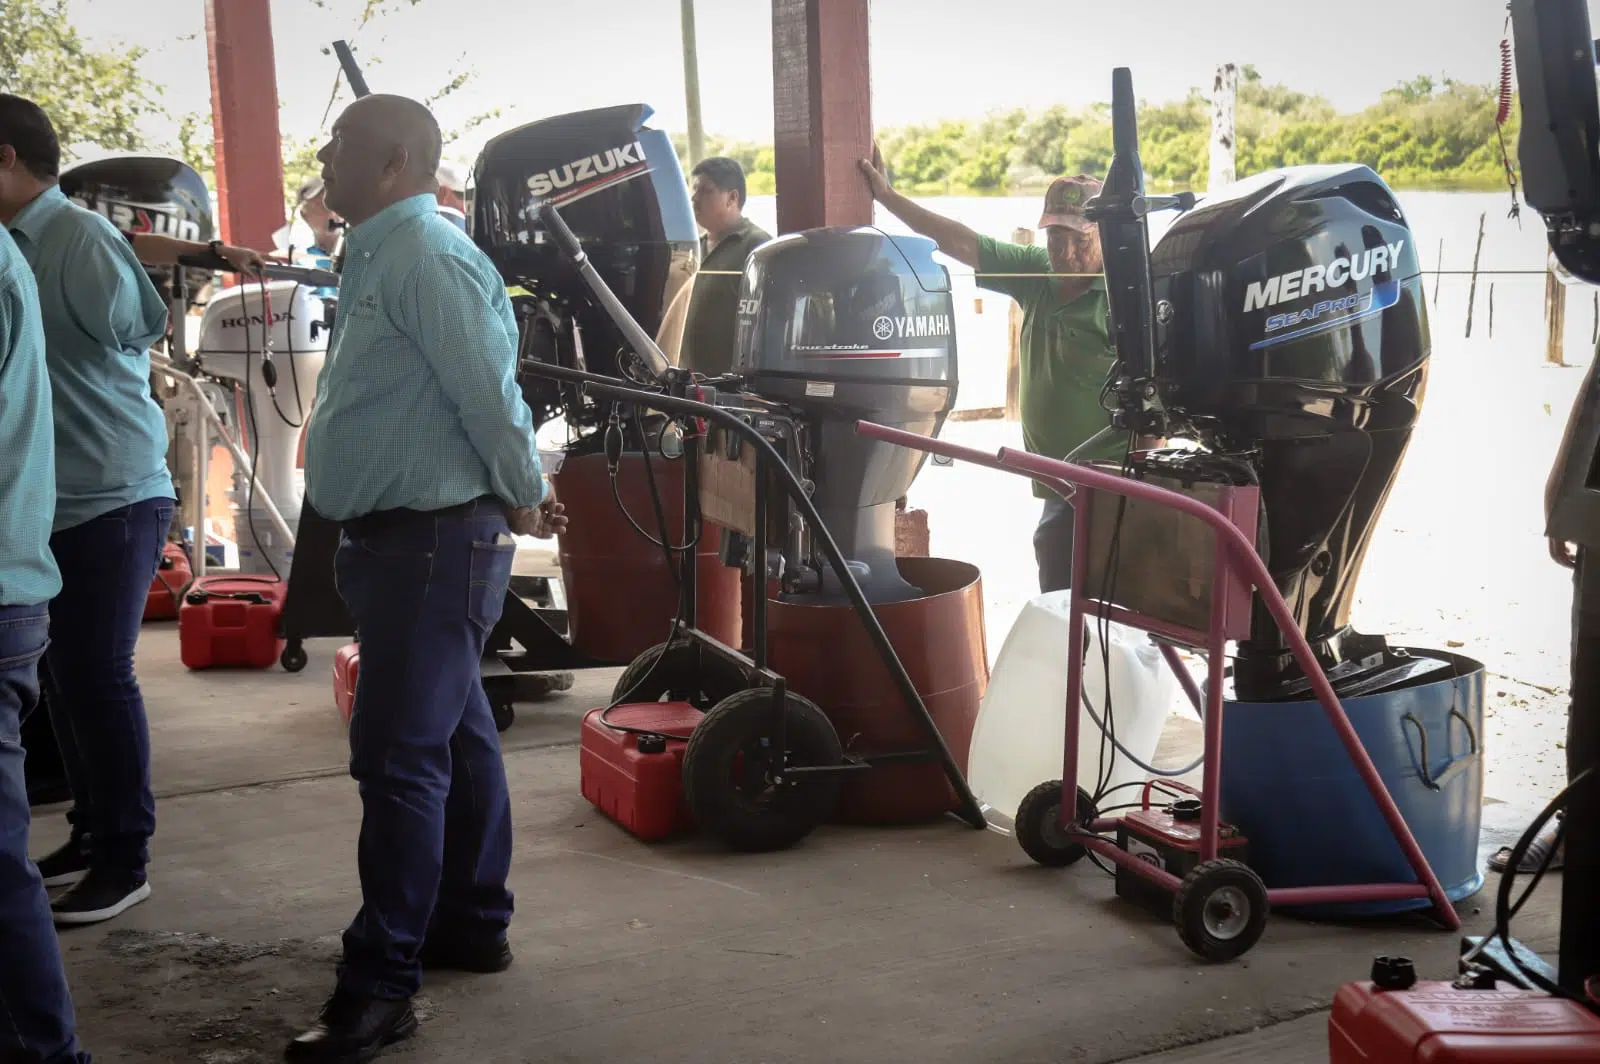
[859,153,1120,592]
[679,156,772,376]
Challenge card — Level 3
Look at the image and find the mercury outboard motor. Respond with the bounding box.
[1092,69,1431,703]
[58,154,215,305]
[472,103,697,431]
[734,228,958,604]
[1150,166,1429,701]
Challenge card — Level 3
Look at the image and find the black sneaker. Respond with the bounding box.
[419,935,514,973]
[51,868,151,926]
[35,838,89,889]
[285,987,417,1062]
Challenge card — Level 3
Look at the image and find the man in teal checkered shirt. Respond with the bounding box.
[0,225,93,1064]
[292,94,565,1064]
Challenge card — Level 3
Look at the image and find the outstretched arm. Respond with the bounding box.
[129,233,268,275]
[858,144,981,269]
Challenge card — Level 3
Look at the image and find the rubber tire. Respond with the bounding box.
[492,703,515,733]
[611,640,748,709]
[1014,780,1098,868]
[280,643,308,673]
[1173,858,1270,963]
[681,686,843,853]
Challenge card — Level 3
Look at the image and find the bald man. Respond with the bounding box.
[289,94,566,1062]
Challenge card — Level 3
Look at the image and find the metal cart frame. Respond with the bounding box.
[854,420,1460,948]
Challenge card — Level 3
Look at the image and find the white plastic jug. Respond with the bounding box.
[967,591,1184,831]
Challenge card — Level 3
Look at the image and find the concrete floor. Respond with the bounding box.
[27,624,1561,1064]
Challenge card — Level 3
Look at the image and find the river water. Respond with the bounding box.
[742,189,1592,410]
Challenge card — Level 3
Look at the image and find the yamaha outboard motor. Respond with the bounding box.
[58,154,215,305]
[472,103,697,432]
[734,228,958,604]
[1093,69,1430,703]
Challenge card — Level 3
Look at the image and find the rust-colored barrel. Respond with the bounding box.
[767,557,988,824]
[551,453,743,665]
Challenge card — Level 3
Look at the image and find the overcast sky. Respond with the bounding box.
[65,0,1591,160]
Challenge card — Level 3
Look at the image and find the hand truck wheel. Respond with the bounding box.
[1014,780,1098,868]
[612,640,747,709]
[280,641,308,673]
[1173,858,1269,963]
[681,686,843,853]
[492,702,516,732]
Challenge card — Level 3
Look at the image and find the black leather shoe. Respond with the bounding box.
[284,988,417,1062]
[419,935,513,974]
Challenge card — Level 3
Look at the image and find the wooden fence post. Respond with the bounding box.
[1547,264,1569,366]
[1004,226,1033,421]
[1464,213,1487,339]
[1209,63,1238,190]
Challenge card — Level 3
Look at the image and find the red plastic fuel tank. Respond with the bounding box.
[767,557,988,824]
[551,453,743,665]
[178,575,286,670]
[579,701,703,841]
[143,542,192,622]
[333,643,360,725]
[1329,980,1600,1062]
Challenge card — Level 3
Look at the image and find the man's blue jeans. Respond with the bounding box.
[1035,494,1076,594]
[333,499,517,1000]
[0,603,91,1063]
[44,497,172,879]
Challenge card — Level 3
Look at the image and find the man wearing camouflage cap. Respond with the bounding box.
[859,150,1120,592]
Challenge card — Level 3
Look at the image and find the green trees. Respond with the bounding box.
[0,0,181,161]
[679,70,1518,196]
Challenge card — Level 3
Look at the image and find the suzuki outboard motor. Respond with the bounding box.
[1089,68,1430,703]
[58,154,215,305]
[734,228,958,604]
[472,103,697,432]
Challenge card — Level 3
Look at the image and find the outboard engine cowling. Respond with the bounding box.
[472,103,698,431]
[1149,163,1430,700]
[734,227,958,604]
[59,154,215,304]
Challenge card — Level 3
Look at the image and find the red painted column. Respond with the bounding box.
[205,0,287,251]
[767,0,928,564]
[770,0,873,234]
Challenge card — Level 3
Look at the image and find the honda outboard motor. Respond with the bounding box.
[472,103,697,432]
[58,154,215,305]
[734,228,958,604]
[1091,68,1430,703]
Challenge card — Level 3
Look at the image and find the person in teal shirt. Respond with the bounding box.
[0,94,174,930]
[289,94,564,1064]
[0,225,94,1064]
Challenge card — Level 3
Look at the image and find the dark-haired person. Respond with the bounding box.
[0,92,213,929]
[679,155,771,375]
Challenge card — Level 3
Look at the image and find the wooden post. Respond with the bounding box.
[1433,237,1443,307]
[1547,265,1569,366]
[1208,63,1238,191]
[204,0,287,251]
[771,0,873,233]
[1464,212,1487,339]
[1489,282,1495,338]
[681,0,706,166]
[1005,226,1033,421]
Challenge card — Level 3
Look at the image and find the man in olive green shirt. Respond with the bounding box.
[680,156,772,376]
[859,151,1118,592]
